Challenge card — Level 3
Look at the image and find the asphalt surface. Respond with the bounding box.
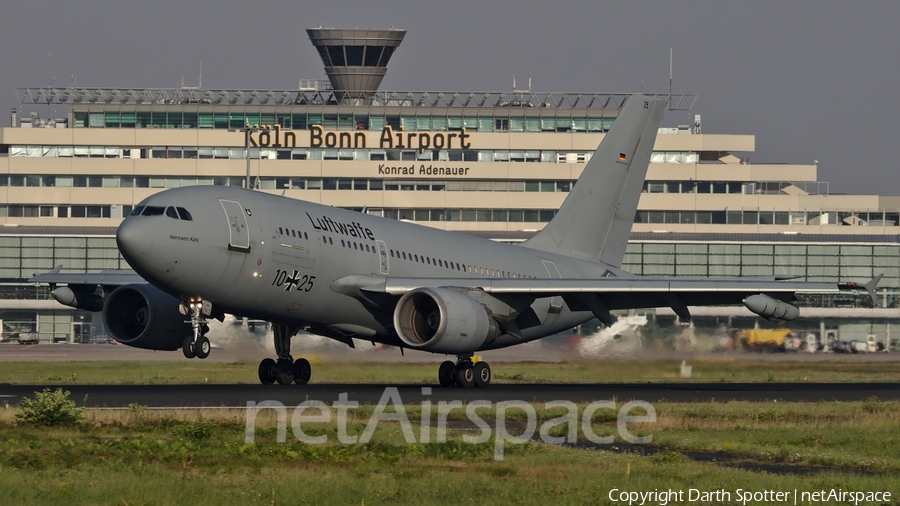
[1,382,897,408]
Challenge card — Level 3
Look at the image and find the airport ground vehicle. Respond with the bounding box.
[738,328,802,352]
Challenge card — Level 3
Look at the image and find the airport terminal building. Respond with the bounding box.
[1,28,898,347]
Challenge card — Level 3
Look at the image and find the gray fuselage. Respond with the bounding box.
[117,186,625,352]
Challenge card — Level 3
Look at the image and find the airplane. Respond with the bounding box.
[31,95,878,388]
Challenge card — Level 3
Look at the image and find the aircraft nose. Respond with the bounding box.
[116,217,154,265]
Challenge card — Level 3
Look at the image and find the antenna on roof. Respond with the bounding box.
[668,47,673,111]
[512,73,532,93]
[181,62,202,90]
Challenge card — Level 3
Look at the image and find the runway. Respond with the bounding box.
[1,382,898,408]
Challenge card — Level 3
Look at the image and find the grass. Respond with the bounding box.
[0,400,898,505]
[2,358,900,385]
[648,398,900,474]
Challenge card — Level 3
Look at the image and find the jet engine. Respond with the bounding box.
[743,294,800,321]
[393,287,500,354]
[102,284,192,351]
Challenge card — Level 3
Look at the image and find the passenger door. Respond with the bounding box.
[220,199,250,252]
[542,260,563,314]
[376,240,390,275]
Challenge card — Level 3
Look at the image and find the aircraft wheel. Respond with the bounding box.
[438,361,456,387]
[292,358,311,385]
[275,359,294,385]
[182,336,195,359]
[473,362,491,388]
[258,358,276,385]
[194,336,211,359]
[455,363,475,388]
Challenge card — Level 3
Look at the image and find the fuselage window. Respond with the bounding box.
[176,207,193,221]
[278,227,283,235]
[142,206,165,216]
[329,237,333,245]
[426,257,431,265]
[390,249,394,257]
[341,239,345,247]
[291,230,296,237]
[402,252,407,260]
[165,207,179,219]
[365,244,370,252]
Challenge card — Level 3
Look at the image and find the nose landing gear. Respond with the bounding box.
[181,299,211,360]
[257,323,312,386]
[438,355,491,388]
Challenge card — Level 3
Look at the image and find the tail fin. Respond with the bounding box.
[522,94,665,266]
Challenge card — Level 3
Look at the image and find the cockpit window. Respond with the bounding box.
[137,205,192,220]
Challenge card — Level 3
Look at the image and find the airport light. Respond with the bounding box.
[228,126,267,190]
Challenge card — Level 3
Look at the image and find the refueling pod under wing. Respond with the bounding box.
[743,294,800,321]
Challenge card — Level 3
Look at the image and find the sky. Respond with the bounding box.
[1,0,898,195]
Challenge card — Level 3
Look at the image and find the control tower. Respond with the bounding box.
[306,27,405,95]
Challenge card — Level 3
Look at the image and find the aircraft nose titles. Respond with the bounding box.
[169,234,199,243]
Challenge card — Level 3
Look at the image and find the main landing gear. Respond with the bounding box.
[257,323,312,386]
[438,355,491,388]
[182,299,211,360]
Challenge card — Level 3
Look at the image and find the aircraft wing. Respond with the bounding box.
[368,276,841,297]
[344,274,879,324]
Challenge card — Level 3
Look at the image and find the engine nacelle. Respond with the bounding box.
[102,283,192,351]
[743,294,800,321]
[393,287,500,354]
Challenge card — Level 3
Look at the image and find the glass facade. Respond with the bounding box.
[635,210,899,227]
[72,110,617,133]
[0,236,126,280]
[623,241,900,292]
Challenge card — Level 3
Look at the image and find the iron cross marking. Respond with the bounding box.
[283,270,302,291]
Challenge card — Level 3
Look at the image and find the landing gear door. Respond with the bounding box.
[542,260,563,314]
[376,240,389,275]
[220,199,250,253]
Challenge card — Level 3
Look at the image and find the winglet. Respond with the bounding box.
[839,273,883,306]
[864,273,883,305]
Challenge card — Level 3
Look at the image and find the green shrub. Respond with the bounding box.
[15,388,84,427]
[173,420,216,442]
